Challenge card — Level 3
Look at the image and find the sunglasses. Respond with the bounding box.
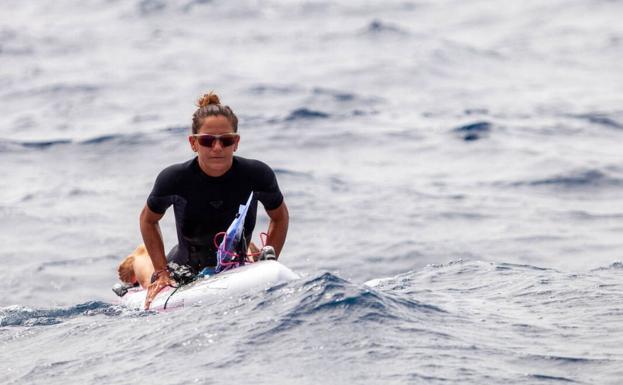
[191,133,239,148]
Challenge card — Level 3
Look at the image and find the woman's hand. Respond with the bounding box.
[144,271,176,310]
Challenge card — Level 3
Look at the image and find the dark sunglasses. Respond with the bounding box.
[192,133,239,148]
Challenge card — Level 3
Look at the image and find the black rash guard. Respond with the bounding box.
[146,156,283,271]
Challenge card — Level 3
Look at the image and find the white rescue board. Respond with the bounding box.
[119,260,299,311]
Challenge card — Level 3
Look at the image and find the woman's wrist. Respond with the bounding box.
[150,267,169,284]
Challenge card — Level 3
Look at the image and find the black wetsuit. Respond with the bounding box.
[146,156,283,272]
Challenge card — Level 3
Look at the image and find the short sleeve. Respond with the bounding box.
[253,161,284,211]
[146,166,179,214]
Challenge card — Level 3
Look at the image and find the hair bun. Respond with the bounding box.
[197,92,221,108]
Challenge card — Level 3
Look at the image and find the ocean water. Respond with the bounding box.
[1,0,622,383]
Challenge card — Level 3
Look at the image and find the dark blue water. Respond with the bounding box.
[2,0,623,384]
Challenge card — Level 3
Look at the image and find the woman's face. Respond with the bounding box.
[189,115,239,176]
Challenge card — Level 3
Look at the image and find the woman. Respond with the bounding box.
[118,92,289,310]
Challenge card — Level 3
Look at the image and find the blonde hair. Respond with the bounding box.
[117,254,135,283]
[192,91,239,134]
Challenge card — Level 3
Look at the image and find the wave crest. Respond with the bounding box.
[253,272,444,339]
[0,301,118,327]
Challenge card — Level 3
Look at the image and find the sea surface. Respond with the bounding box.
[1,0,623,384]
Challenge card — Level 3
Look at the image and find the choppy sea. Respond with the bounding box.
[1,0,622,384]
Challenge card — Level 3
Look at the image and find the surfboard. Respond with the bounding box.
[118,260,299,311]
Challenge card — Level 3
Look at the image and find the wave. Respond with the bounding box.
[5,83,101,99]
[80,134,126,145]
[0,126,183,151]
[362,19,409,36]
[516,169,623,189]
[0,301,119,327]
[0,137,105,151]
[574,113,623,130]
[273,168,314,179]
[562,210,623,221]
[285,108,331,121]
[366,261,555,296]
[312,87,382,117]
[312,87,356,102]
[242,260,622,381]
[79,132,164,146]
[249,84,378,105]
[246,85,379,122]
[452,121,492,141]
[591,261,623,271]
[464,108,489,115]
[137,0,219,16]
[248,84,302,95]
[252,272,445,339]
[16,139,72,149]
[527,374,576,382]
[367,260,623,305]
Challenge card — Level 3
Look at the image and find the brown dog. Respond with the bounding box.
[117,244,154,289]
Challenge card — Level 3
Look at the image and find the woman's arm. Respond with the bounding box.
[140,204,175,309]
[140,204,166,271]
[265,201,289,258]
